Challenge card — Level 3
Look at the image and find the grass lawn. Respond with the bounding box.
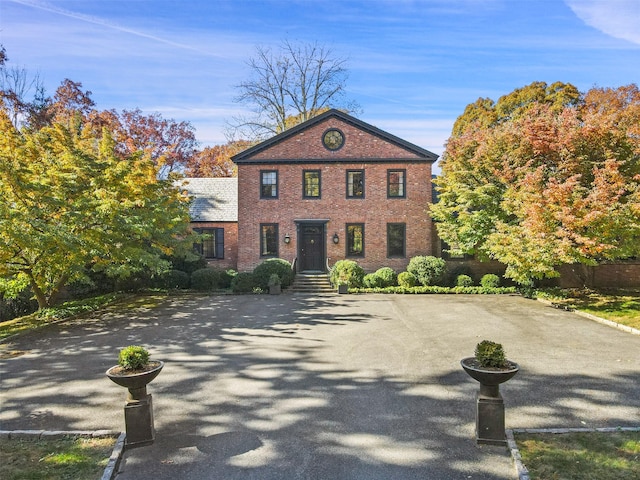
[515,430,640,480]
[0,436,116,480]
[539,288,640,330]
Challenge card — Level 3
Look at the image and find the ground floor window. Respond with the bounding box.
[387,223,406,257]
[260,223,279,257]
[346,223,364,257]
[193,227,224,259]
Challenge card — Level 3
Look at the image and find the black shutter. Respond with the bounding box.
[215,228,225,259]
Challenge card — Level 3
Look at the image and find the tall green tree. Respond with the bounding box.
[432,83,640,284]
[0,111,192,308]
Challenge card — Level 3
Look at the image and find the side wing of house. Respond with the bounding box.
[180,177,238,270]
[232,109,438,273]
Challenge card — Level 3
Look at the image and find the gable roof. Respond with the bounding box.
[232,109,438,163]
[179,177,238,222]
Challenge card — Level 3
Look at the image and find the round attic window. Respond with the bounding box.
[322,129,345,151]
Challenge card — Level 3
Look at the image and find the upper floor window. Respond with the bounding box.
[346,223,364,257]
[260,170,278,199]
[193,227,224,259]
[346,170,364,198]
[387,223,406,258]
[260,223,278,257]
[387,169,406,198]
[303,170,321,198]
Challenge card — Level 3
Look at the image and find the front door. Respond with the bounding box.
[299,224,325,272]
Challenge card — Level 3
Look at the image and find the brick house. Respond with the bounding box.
[231,109,439,273]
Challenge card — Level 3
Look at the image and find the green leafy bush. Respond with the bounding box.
[191,268,221,291]
[330,260,365,288]
[397,271,417,288]
[474,340,507,368]
[268,273,281,286]
[118,345,150,371]
[481,274,501,288]
[374,267,397,287]
[159,269,190,290]
[363,273,379,288]
[456,274,474,287]
[253,259,294,289]
[407,256,446,286]
[231,272,257,293]
[219,269,237,289]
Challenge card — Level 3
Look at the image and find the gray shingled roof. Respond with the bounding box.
[179,177,238,222]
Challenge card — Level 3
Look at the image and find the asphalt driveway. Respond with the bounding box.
[1,293,639,479]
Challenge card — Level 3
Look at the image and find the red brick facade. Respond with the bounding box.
[191,221,238,270]
[233,110,438,273]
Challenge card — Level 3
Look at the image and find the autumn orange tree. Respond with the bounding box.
[184,140,252,177]
[431,82,640,285]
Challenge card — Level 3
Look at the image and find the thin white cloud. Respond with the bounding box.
[8,0,228,57]
[565,0,640,45]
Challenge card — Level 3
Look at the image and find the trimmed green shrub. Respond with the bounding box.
[253,259,294,290]
[397,271,417,288]
[191,268,222,291]
[159,269,190,290]
[118,345,150,371]
[481,274,501,288]
[219,269,237,289]
[330,260,365,288]
[475,340,507,368]
[407,256,446,286]
[231,272,257,293]
[363,273,379,288]
[374,267,397,287]
[456,274,474,287]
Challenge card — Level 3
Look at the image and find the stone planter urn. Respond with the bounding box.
[461,341,519,446]
[106,346,163,448]
[337,283,348,294]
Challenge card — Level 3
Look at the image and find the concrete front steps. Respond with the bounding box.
[289,272,335,294]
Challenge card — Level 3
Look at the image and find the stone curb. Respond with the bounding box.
[0,429,126,480]
[537,298,640,336]
[506,426,640,480]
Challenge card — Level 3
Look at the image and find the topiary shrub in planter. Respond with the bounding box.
[106,345,164,448]
[461,340,519,446]
[118,345,151,371]
[407,256,446,286]
[231,272,257,293]
[481,274,501,288]
[474,340,506,368]
[191,268,222,291]
[330,260,365,288]
[397,271,417,288]
[253,259,294,290]
[456,274,474,287]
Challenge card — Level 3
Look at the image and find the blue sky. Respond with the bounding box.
[1,0,639,165]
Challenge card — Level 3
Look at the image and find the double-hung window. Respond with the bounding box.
[193,227,225,259]
[260,170,278,198]
[346,170,364,198]
[303,170,321,198]
[387,169,406,198]
[346,223,364,257]
[260,223,279,257]
[387,223,406,258]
